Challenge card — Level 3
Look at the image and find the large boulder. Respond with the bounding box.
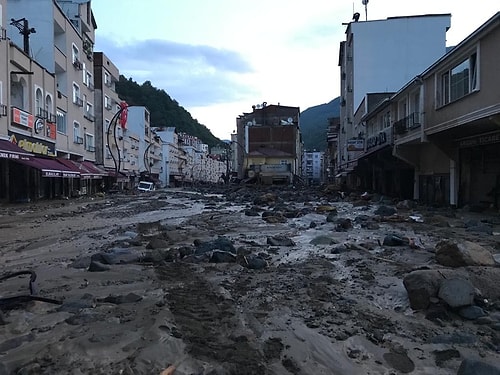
[438,278,475,308]
[435,240,496,267]
[403,269,468,310]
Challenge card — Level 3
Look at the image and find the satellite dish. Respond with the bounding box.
[246,121,253,126]
[287,117,293,124]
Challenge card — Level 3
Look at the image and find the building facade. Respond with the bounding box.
[338,14,451,180]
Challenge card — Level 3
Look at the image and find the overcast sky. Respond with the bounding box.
[91,1,499,140]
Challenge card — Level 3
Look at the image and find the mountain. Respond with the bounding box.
[115,76,221,148]
[300,97,340,151]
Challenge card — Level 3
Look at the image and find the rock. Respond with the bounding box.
[243,255,268,270]
[457,358,500,375]
[396,200,415,210]
[262,211,287,223]
[244,208,261,216]
[91,248,141,265]
[438,278,475,308]
[435,240,496,267]
[267,235,295,247]
[88,260,110,272]
[309,221,317,229]
[310,236,336,245]
[433,349,461,367]
[429,332,477,344]
[326,211,338,222]
[458,305,487,320]
[383,351,415,373]
[209,250,237,263]
[146,238,170,250]
[383,234,410,247]
[403,270,446,310]
[334,218,352,231]
[253,193,277,206]
[374,205,397,216]
[194,237,235,255]
[316,205,337,214]
[102,292,143,304]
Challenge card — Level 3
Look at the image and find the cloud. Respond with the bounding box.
[95,37,257,107]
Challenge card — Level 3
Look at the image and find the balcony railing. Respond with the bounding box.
[74,136,84,144]
[37,107,48,119]
[394,112,421,135]
[73,96,84,107]
[73,59,83,70]
[47,112,57,123]
[105,102,112,110]
[84,111,95,122]
[86,145,96,152]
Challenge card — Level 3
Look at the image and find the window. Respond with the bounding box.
[73,122,82,144]
[104,71,111,87]
[35,87,43,117]
[10,77,26,110]
[72,44,80,64]
[56,110,67,134]
[85,133,95,152]
[438,52,478,106]
[72,83,81,105]
[104,95,111,110]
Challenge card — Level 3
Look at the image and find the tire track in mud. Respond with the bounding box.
[156,262,268,375]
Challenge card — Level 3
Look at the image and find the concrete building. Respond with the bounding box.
[302,150,324,185]
[337,13,451,179]
[236,103,302,184]
[349,12,500,208]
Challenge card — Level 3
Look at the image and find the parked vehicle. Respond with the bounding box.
[137,181,155,192]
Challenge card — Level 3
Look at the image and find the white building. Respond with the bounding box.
[302,151,324,185]
[338,13,451,176]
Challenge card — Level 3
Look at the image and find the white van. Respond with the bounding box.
[137,181,155,192]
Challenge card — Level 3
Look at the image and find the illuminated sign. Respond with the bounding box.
[11,107,34,128]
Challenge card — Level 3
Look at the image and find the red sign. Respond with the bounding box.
[12,107,34,128]
[119,102,128,129]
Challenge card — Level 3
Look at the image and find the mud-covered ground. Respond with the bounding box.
[0,186,500,375]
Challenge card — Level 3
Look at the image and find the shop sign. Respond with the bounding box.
[366,128,392,151]
[347,139,364,151]
[458,132,500,148]
[11,107,34,128]
[8,132,55,156]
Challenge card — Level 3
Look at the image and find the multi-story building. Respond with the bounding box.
[337,13,451,180]
[236,103,302,184]
[302,150,324,185]
[350,11,500,208]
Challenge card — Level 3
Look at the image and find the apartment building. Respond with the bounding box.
[338,14,451,180]
[302,150,324,185]
[236,103,302,184]
[350,12,500,208]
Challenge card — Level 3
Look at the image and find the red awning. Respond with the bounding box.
[0,139,33,160]
[57,159,104,179]
[13,157,80,178]
[81,161,107,178]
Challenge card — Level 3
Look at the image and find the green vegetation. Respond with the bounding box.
[115,76,222,148]
[300,97,340,151]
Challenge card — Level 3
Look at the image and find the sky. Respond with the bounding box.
[91,1,499,140]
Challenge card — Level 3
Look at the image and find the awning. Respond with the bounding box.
[106,170,129,182]
[0,139,33,160]
[13,157,80,178]
[57,159,104,179]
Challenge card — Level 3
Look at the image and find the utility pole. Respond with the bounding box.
[10,18,36,55]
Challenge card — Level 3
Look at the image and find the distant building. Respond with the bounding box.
[302,150,324,185]
[236,103,302,184]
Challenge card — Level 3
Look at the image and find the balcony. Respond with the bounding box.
[105,102,112,110]
[47,113,57,123]
[73,96,84,107]
[73,59,83,70]
[84,111,95,122]
[37,107,48,119]
[74,136,84,144]
[394,112,421,135]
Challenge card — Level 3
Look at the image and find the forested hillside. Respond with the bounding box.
[115,76,221,148]
[300,97,340,151]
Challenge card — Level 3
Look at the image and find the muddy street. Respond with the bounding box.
[0,186,500,375]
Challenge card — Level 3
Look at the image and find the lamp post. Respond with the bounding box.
[106,102,129,180]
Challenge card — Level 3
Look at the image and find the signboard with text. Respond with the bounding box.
[8,132,56,157]
[11,107,34,129]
